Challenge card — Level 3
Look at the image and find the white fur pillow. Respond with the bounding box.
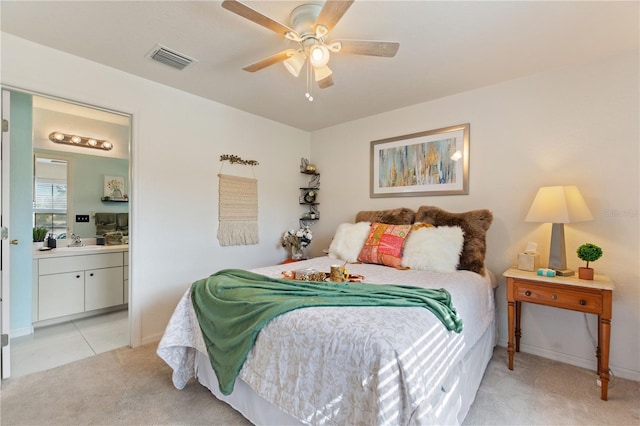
[328,222,372,262]
[401,225,464,272]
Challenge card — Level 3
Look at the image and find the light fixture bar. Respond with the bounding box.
[49,132,113,151]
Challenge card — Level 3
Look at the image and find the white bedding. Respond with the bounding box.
[157,256,496,425]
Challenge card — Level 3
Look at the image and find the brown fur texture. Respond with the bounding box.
[415,206,493,275]
[355,208,416,225]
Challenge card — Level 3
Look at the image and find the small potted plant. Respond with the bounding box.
[33,227,48,249]
[576,243,603,280]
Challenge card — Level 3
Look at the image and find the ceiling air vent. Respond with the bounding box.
[146,44,197,70]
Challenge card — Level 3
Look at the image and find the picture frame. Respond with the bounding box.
[103,175,126,199]
[370,124,469,198]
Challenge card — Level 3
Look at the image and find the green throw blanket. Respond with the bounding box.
[191,268,463,395]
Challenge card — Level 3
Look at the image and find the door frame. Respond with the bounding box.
[0,86,136,379]
[1,89,12,379]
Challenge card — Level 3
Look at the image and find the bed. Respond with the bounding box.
[157,206,496,425]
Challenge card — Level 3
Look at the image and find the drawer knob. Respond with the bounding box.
[552,294,557,300]
[76,275,81,278]
[579,299,586,306]
[525,290,532,297]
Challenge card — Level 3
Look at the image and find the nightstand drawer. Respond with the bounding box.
[514,281,602,314]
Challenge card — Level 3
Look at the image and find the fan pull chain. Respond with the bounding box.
[305,61,314,102]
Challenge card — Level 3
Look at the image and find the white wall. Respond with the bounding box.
[1,33,311,345]
[3,32,638,381]
[310,51,639,380]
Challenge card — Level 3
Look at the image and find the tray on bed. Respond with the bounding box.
[280,269,365,282]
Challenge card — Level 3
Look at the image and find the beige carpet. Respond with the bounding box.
[1,343,638,425]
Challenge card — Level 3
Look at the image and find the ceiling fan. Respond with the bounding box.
[221,0,400,101]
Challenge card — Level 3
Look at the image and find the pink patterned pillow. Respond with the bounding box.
[357,222,412,268]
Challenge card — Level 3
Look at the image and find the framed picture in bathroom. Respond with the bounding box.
[104,175,126,200]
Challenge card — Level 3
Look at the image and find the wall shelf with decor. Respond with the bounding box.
[299,171,320,224]
[101,197,128,203]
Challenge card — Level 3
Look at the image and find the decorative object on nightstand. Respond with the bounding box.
[576,243,603,280]
[503,268,614,401]
[517,241,540,271]
[525,185,593,276]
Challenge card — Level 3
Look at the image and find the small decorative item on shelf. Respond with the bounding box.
[282,225,313,260]
[304,190,316,203]
[576,243,603,280]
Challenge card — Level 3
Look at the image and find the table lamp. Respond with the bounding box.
[525,186,593,276]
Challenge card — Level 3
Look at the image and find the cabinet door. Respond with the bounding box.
[38,272,85,321]
[85,267,124,311]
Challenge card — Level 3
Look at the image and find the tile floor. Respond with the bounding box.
[9,309,129,378]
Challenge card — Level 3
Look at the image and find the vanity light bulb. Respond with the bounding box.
[54,132,65,141]
[87,139,97,146]
[102,142,113,150]
[71,135,82,144]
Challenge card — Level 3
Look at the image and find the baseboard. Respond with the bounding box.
[496,339,640,382]
[10,325,34,339]
[140,332,163,347]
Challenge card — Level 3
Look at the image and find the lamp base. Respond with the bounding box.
[554,268,575,277]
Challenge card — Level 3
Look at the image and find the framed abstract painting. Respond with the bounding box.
[370,124,469,198]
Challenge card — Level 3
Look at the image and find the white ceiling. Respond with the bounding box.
[2,1,638,131]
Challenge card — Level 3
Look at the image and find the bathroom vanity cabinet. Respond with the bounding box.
[34,247,128,323]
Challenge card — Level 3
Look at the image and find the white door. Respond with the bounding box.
[1,89,12,379]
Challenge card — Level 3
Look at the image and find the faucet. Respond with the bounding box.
[69,233,84,247]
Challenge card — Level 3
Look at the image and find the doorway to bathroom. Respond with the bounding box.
[3,90,131,378]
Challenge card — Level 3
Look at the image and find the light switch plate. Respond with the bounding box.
[76,215,90,223]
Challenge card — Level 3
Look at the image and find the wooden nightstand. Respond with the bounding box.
[503,268,614,400]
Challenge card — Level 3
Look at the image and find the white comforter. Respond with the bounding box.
[157,257,495,425]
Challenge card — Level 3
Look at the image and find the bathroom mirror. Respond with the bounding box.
[32,96,130,239]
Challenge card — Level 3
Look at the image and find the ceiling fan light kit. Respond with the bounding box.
[314,65,332,82]
[284,51,306,77]
[221,0,399,102]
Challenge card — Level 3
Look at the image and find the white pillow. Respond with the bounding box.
[401,225,464,272]
[328,222,372,262]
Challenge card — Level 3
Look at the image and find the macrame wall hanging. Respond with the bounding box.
[217,155,260,246]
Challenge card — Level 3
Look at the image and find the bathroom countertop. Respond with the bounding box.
[33,244,129,259]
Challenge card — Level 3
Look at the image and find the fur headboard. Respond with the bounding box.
[354,206,493,275]
[415,206,493,276]
[354,208,415,225]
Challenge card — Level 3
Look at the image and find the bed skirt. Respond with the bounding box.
[194,315,496,425]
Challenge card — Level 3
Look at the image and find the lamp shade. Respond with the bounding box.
[283,51,306,77]
[525,186,593,224]
[313,65,332,82]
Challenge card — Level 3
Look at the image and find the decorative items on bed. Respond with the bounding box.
[329,205,493,276]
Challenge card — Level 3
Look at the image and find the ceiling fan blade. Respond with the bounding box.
[315,0,355,33]
[242,50,297,73]
[317,75,334,89]
[336,40,400,57]
[222,0,296,37]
